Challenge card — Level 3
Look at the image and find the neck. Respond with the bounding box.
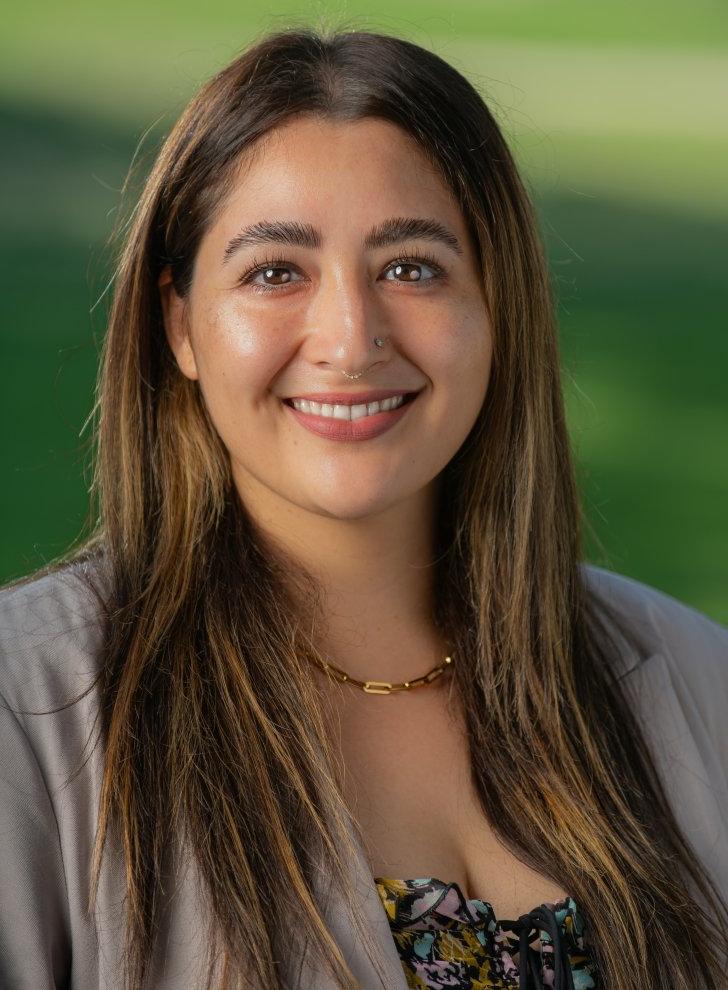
[234,472,447,685]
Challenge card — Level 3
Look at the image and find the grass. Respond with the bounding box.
[1,5,726,621]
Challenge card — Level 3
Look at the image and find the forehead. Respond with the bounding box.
[209,116,462,233]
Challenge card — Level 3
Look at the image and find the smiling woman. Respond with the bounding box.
[1,22,728,990]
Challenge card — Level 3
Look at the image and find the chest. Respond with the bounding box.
[330,684,569,923]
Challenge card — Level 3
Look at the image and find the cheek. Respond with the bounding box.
[192,306,290,411]
[427,308,493,410]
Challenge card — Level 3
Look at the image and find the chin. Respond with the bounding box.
[300,487,411,522]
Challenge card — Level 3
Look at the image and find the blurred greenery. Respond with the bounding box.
[1,3,726,620]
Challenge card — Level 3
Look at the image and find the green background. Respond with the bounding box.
[2,2,726,621]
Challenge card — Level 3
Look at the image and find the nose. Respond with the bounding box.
[304,262,389,377]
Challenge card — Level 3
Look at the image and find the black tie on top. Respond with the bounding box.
[497,904,577,990]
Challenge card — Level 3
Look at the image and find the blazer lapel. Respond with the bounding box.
[281,816,409,989]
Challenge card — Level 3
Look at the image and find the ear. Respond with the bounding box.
[158,266,199,381]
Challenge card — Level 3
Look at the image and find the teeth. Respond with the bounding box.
[290,395,407,419]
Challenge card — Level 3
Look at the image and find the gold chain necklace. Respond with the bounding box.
[310,653,454,694]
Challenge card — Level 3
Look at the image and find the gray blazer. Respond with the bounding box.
[1,558,727,989]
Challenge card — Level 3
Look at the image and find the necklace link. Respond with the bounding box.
[363,680,395,695]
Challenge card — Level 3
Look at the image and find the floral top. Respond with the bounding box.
[374,876,599,989]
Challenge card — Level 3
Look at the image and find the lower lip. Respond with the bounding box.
[283,394,419,441]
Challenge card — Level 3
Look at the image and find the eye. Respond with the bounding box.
[382,252,444,285]
[239,255,303,293]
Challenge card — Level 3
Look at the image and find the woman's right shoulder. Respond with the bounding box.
[0,551,111,706]
[0,553,123,988]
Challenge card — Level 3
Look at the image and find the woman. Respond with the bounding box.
[1,24,727,990]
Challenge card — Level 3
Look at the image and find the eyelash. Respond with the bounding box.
[237,250,447,293]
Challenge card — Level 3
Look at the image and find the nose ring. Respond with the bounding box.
[339,336,388,379]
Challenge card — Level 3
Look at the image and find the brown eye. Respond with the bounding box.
[253,265,291,285]
[392,263,422,282]
[383,255,444,284]
[238,254,306,293]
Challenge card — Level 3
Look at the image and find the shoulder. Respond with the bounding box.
[580,564,728,908]
[580,561,728,793]
[0,551,110,710]
[580,561,728,682]
[0,554,117,986]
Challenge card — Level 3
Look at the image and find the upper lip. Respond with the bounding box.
[284,388,419,405]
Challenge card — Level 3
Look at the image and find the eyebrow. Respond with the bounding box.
[221,215,464,265]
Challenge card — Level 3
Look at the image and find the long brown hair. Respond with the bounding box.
[8,22,728,989]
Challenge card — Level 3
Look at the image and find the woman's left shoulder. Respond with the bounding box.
[580,562,728,779]
[580,564,728,915]
[580,561,728,681]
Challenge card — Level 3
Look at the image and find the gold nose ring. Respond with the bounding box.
[339,337,388,379]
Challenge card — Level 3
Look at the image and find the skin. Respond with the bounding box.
[159,115,493,687]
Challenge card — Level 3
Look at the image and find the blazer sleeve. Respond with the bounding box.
[0,688,71,988]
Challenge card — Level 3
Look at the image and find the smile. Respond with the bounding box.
[281,391,420,441]
[288,394,409,420]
